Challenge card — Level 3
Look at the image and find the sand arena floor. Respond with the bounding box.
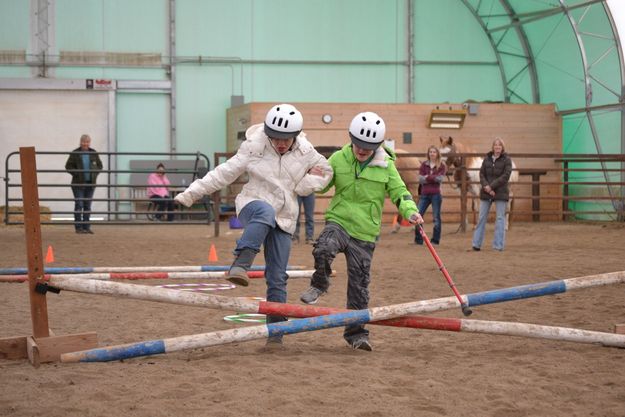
[1,221,625,417]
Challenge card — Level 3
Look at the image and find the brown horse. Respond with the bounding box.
[390,148,421,233]
[438,136,518,230]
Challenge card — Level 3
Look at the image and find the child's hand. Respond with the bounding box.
[408,213,424,225]
[308,165,325,177]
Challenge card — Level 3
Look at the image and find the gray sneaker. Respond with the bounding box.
[351,336,373,351]
[300,286,325,304]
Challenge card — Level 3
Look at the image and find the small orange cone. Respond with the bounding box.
[208,244,219,262]
[45,245,55,264]
[392,214,398,227]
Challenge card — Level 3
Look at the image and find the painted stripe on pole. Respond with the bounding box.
[47,276,260,312]
[0,264,305,275]
[75,340,167,362]
[259,302,463,331]
[0,270,316,283]
[266,310,370,338]
[466,281,567,306]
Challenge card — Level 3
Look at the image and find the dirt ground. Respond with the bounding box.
[1,221,625,417]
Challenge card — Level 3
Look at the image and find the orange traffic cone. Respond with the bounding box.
[45,245,55,264]
[208,244,219,262]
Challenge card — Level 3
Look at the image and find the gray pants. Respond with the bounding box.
[310,222,375,343]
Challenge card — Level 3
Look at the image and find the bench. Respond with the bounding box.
[129,159,212,221]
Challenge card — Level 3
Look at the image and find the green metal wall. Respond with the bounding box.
[0,0,623,218]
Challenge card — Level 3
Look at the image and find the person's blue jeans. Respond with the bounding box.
[294,194,315,240]
[150,195,175,221]
[236,200,292,325]
[472,199,507,250]
[414,193,442,244]
[71,185,95,231]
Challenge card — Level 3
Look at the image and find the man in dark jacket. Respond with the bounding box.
[65,134,103,234]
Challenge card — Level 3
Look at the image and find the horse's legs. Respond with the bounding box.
[471,197,478,230]
[506,193,514,231]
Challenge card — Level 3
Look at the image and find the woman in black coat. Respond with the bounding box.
[471,137,513,251]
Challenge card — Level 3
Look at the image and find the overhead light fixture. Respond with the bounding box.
[427,109,467,129]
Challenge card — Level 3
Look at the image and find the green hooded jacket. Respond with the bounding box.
[322,144,418,242]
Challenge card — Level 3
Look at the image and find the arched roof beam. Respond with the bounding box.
[487,0,605,33]
[497,0,540,103]
[559,0,618,212]
[460,0,510,101]
[461,0,539,103]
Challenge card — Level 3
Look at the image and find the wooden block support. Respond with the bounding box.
[615,324,625,334]
[0,336,29,360]
[27,333,99,367]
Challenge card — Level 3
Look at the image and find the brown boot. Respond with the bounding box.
[226,248,256,287]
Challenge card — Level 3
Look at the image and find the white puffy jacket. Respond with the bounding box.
[176,124,332,234]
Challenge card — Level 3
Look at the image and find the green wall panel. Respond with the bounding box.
[250,65,402,103]
[175,66,232,158]
[116,92,169,171]
[414,65,502,102]
[56,0,104,51]
[414,0,495,62]
[57,0,166,53]
[0,0,29,50]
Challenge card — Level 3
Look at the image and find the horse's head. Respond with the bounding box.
[438,136,461,176]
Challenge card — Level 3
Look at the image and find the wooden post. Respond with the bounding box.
[19,147,50,339]
[459,165,468,233]
[562,160,569,221]
[0,147,99,366]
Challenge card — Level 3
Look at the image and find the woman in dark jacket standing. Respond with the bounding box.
[65,134,103,234]
[471,137,512,251]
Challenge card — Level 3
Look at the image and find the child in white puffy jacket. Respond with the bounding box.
[175,104,332,344]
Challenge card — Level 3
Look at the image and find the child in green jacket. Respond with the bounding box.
[300,111,424,351]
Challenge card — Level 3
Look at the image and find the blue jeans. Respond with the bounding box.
[150,195,175,221]
[237,200,292,324]
[294,194,315,240]
[472,199,507,250]
[71,185,95,231]
[415,194,442,244]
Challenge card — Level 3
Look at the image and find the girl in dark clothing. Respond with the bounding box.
[415,145,447,245]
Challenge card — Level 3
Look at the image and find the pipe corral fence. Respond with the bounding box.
[3,150,216,227]
[214,150,625,235]
[3,150,624,237]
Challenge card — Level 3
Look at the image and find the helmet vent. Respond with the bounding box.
[284,120,289,128]
[278,117,284,126]
[375,120,380,125]
[289,111,295,115]
[366,130,371,138]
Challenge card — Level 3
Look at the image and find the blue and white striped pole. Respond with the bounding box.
[61,310,372,362]
[0,264,304,275]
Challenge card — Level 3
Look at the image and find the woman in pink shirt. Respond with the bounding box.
[147,163,175,221]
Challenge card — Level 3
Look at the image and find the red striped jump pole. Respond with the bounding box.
[0,270,318,283]
[41,270,625,333]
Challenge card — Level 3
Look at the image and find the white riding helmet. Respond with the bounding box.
[264,104,303,139]
[349,111,386,150]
